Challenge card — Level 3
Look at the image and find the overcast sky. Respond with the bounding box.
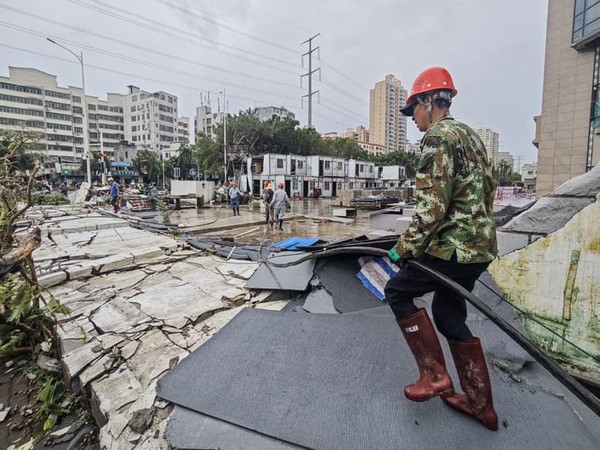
[0,0,548,164]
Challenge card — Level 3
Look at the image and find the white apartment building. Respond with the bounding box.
[256,106,295,122]
[405,141,421,153]
[123,85,178,153]
[358,141,386,156]
[521,163,538,192]
[369,74,408,153]
[194,105,224,139]
[0,67,126,178]
[473,124,500,165]
[177,117,190,144]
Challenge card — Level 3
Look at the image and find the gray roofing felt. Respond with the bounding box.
[158,306,600,450]
[502,164,600,235]
[244,252,316,291]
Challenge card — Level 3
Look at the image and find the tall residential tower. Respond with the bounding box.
[369,74,407,153]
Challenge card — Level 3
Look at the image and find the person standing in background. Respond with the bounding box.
[269,182,291,231]
[228,181,241,216]
[108,177,120,214]
[262,182,274,225]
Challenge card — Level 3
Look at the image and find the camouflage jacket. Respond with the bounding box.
[393,115,498,263]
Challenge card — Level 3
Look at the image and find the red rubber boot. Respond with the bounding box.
[443,338,499,431]
[397,308,455,402]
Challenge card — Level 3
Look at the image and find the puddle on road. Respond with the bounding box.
[179,198,380,245]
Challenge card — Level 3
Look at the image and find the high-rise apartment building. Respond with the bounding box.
[473,124,500,165]
[194,105,224,140]
[123,85,178,153]
[344,125,369,142]
[498,151,515,171]
[534,0,600,197]
[369,74,407,153]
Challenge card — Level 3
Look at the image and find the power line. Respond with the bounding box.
[1,43,369,128]
[320,59,370,92]
[158,0,303,50]
[233,0,315,36]
[319,79,369,107]
[5,37,360,130]
[319,96,368,124]
[0,22,302,104]
[0,42,303,111]
[153,0,298,55]
[0,5,301,89]
[61,0,301,74]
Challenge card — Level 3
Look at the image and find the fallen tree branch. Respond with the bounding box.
[0,227,41,270]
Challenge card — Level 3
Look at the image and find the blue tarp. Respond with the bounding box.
[272,237,320,250]
[111,161,132,167]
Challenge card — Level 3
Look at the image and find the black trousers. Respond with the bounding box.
[384,253,489,341]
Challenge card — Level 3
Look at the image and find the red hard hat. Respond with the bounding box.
[401,67,457,116]
[278,181,284,188]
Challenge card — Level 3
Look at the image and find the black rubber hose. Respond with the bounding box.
[265,246,600,416]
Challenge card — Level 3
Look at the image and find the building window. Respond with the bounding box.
[324,161,331,170]
[324,181,330,190]
[277,159,284,169]
[297,160,304,169]
[573,0,600,45]
[337,161,343,170]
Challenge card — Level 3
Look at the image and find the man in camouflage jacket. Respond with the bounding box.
[385,67,499,431]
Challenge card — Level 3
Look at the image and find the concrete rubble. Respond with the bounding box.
[23,205,288,449]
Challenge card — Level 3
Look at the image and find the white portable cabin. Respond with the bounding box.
[377,165,407,189]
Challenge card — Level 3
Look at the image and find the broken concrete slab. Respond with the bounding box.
[91,367,144,427]
[94,254,135,274]
[125,330,187,389]
[79,354,117,388]
[254,300,291,312]
[89,298,152,333]
[62,338,104,384]
[120,340,140,360]
[128,281,224,323]
[38,271,67,288]
[187,255,259,280]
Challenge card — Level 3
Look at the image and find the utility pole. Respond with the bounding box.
[301,33,320,128]
[220,88,227,183]
[47,38,91,186]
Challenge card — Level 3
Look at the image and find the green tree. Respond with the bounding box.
[132,149,161,183]
[493,160,518,186]
[193,132,222,179]
[174,144,197,180]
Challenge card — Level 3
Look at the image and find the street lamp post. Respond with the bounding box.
[221,88,227,184]
[47,38,92,186]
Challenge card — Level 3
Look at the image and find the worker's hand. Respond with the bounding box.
[388,248,408,268]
